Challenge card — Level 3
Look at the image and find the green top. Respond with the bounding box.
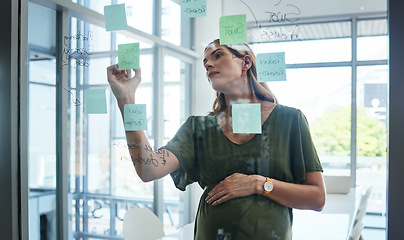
[162,104,323,240]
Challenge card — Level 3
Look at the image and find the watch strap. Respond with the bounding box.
[263,177,272,196]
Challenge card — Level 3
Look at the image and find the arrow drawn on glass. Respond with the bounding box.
[62,86,81,106]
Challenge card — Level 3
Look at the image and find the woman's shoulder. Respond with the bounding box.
[182,114,216,126]
[276,104,303,116]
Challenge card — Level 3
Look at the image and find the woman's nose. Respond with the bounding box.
[204,61,213,70]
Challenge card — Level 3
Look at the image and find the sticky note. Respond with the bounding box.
[104,4,127,31]
[256,52,287,82]
[85,88,107,114]
[181,0,207,18]
[124,104,147,131]
[219,14,247,45]
[118,43,140,70]
[232,103,261,134]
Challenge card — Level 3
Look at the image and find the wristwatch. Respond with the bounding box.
[263,177,273,196]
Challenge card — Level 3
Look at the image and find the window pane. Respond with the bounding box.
[28,4,58,240]
[251,38,351,64]
[116,33,154,49]
[28,62,57,240]
[358,19,388,37]
[123,0,153,34]
[28,2,56,51]
[268,67,352,175]
[356,65,388,214]
[29,59,57,85]
[248,21,352,43]
[75,0,153,35]
[88,58,110,85]
[29,84,57,188]
[162,0,181,45]
[87,110,111,194]
[89,23,111,53]
[357,36,388,61]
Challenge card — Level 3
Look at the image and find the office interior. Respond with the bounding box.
[1,0,404,239]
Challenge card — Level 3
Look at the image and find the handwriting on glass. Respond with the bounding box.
[240,0,301,42]
[260,25,300,41]
[264,4,300,24]
[114,142,169,166]
[62,30,93,68]
[61,86,81,106]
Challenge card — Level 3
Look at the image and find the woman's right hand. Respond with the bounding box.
[107,64,141,103]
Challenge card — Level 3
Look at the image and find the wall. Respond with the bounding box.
[0,0,20,239]
[388,0,404,239]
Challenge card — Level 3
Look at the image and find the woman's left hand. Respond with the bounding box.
[205,173,264,206]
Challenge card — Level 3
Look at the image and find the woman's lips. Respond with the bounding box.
[208,71,218,78]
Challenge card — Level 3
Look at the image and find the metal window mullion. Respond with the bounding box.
[56,9,70,240]
[74,19,82,238]
[152,46,165,221]
[351,18,358,187]
[74,19,83,238]
[152,0,165,222]
[109,27,119,239]
[79,16,90,235]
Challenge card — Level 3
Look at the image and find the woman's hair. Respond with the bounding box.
[206,39,277,114]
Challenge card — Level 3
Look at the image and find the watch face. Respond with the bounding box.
[264,181,273,192]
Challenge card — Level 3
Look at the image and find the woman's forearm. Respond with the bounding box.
[118,99,180,182]
[254,172,326,211]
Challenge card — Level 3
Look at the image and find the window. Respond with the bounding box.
[250,17,388,217]
[250,28,353,175]
[356,65,387,214]
[28,3,57,240]
[28,0,195,239]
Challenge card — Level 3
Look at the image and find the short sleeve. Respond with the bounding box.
[290,110,323,184]
[160,116,199,191]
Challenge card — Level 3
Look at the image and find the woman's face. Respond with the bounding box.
[203,42,245,92]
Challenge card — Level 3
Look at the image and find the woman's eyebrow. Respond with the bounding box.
[210,48,223,56]
[203,48,224,64]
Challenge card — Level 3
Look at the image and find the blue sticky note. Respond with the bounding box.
[104,4,127,31]
[124,104,147,131]
[85,88,107,114]
[219,14,247,45]
[181,0,207,18]
[118,43,140,70]
[256,52,287,82]
[232,103,261,134]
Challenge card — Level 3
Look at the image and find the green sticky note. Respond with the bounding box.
[124,104,147,131]
[85,89,107,114]
[219,14,247,45]
[181,0,207,18]
[118,43,140,70]
[232,103,261,134]
[256,52,287,82]
[104,4,127,31]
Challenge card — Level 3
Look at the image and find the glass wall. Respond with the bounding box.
[27,0,387,239]
[28,0,195,239]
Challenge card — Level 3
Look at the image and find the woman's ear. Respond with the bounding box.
[243,55,252,70]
